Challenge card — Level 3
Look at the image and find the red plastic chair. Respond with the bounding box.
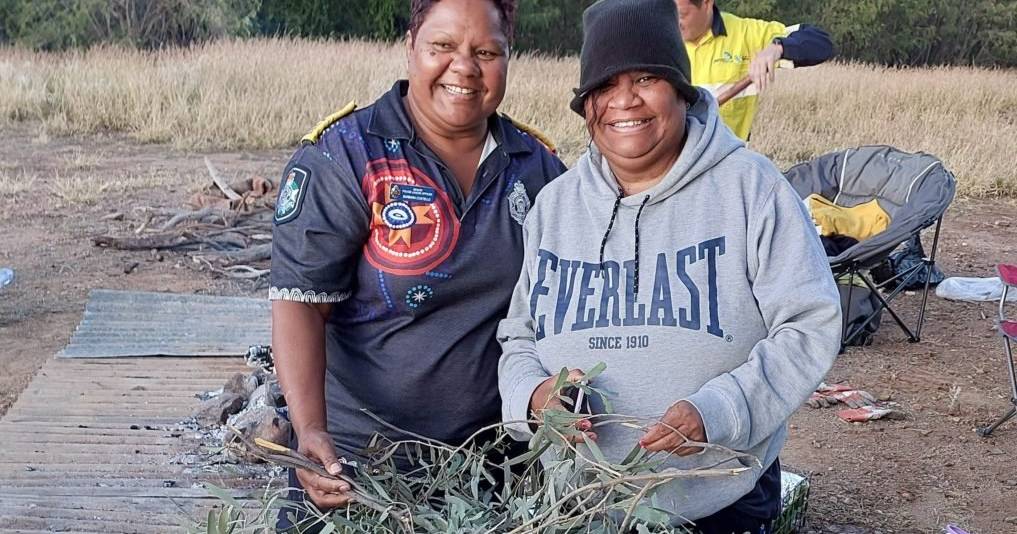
[977,264,1017,437]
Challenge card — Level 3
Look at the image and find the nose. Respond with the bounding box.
[608,80,641,109]
[448,50,481,78]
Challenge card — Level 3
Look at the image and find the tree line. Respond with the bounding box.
[2,0,1016,67]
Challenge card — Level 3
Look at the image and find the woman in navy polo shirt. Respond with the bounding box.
[269,0,565,521]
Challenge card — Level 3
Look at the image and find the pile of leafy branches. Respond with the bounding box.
[204,364,756,533]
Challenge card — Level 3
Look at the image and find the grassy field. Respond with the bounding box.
[1,38,1015,197]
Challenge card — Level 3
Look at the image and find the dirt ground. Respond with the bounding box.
[1,122,1016,533]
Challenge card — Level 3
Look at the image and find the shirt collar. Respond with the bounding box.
[711,4,727,37]
[367,80,415,141]
[367,80,532,155]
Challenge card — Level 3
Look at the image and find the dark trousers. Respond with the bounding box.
[693,458,782,534]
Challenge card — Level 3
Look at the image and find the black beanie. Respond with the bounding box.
[570,0,699,117]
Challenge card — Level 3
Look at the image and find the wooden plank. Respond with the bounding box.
[16,387,224,397]
[2,416,197,425]
[0,423,194,434]
[0,452,203,464]
[0,514,186,533]
[20,377,230,385]
[37,361,247,371]
[0,494,258,510]
[0,505,188,525]
[17,391,214,400]
[0,433,188,446]
[0,442,194,455]
[9,399,206,410]
[0,464,189,475]
[0,476,260,488]
[6,408,196,419]
[0,487,256,498]
[40,356,243,364]
[36,364,248,375]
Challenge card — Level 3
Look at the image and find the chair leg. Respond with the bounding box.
[977,337,1017,437]
[858,271,919,342]
[977,405,1017,437]
[1003,336,1017,405]
[840,266,856,352]
[914,218,943,340]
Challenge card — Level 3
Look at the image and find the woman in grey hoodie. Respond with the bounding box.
[497,0,841,531]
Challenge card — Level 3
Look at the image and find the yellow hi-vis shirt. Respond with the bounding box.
[685,11,796,141]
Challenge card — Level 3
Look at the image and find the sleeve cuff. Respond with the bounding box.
[683,386,739,448]
[268,287,351,303]
[504,374,549,441]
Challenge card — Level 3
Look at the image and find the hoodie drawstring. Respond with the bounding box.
[598,188,624,268]
[633,195,650,300]
[599,190,651,302]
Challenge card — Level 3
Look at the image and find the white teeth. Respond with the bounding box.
[443,85,477,95]
[611,119,649,128]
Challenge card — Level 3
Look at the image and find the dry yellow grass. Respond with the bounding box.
[0,169,37,200]
[48,170,199,205]
[1,38,1015,197]
[63,148,105,170]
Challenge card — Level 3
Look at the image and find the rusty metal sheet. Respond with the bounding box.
[58,289,270,358]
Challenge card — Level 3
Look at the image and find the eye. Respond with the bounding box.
[636,75,658,86]
[477,49,495,59]
[431,41,454,51]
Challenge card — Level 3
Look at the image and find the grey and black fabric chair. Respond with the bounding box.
[784,145,956,348]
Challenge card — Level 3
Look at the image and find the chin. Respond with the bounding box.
[437,111,484,129]
[600,138,656,160]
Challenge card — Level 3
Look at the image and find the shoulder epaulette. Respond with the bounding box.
[504,115,557,154]
[301,101,357,145]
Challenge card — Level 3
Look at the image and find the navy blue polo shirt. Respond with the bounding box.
[270,81,566,459]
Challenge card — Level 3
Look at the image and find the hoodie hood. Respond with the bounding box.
[582,87,745,208]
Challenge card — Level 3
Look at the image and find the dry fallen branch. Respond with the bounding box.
[93,161,277,280]
[196,243,271,264]
[214,265,272,279]
[159,206,221,231]
[93,232,201,250]
[205,157,242,201]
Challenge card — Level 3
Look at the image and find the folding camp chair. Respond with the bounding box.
[977,264,1017,437]
[784,146,956,348]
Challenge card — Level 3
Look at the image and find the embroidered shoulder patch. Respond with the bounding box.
[274,166,310,224]
[503,114,557,154]
[301,101,357,145]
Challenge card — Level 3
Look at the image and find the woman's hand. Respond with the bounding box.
[529,369,597,442]
[639,400,706,455]
[294,427,353,509]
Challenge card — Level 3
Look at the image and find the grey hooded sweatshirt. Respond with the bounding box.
[498,89,841,522]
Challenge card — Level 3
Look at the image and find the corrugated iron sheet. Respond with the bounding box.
[58,290,270,358]
[0,357,271,533]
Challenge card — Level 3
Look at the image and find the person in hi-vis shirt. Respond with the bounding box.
[676,0,833,140]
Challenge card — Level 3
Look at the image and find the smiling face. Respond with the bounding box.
[585,71,687,177]
[675,0,713,43]
[405,0,509,137]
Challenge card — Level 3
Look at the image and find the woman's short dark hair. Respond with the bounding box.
[409,0,517,44]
